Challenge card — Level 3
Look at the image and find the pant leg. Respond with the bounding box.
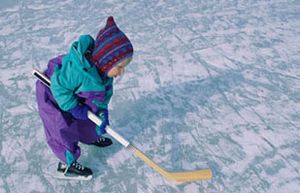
[76,119,100,144]
[36,81,81,165]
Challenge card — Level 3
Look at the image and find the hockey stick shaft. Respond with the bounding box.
[33,69,212,182]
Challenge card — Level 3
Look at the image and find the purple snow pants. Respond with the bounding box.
[35,55,100,164]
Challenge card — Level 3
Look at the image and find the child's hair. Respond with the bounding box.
[92,16,134,75]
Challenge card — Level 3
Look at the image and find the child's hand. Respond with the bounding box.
[96,109,109,135]
[69,104,90,120]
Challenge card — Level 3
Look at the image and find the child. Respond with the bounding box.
[36,16,133,179]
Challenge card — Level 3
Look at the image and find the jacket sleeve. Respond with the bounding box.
[49,34,96,112]
[50,65,80,111]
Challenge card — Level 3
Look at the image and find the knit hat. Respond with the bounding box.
[92,16,134,74]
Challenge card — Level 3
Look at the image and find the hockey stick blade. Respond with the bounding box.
[32,68,213,182]
[130,146,212,182]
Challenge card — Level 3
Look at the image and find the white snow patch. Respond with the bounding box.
[6,104,32,116]
[184,183,200,193]
[106,148,133,171]
[6,174,46,193]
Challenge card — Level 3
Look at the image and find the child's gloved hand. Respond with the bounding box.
[69,104,90,120]
[96,109,109,135]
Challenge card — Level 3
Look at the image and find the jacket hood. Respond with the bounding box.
[69,34,95,69]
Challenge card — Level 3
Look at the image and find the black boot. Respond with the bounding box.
[92,136,113,147]
[57,161,93,178]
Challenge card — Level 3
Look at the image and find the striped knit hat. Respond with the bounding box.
[92,16,134,74]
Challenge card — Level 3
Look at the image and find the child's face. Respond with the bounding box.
[107,57,132,78]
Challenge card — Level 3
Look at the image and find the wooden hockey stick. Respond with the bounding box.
[32,69,213,182]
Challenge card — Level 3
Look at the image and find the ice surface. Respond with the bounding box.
[0,0,299,192]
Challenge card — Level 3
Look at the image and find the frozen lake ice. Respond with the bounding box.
[0,0,299,192]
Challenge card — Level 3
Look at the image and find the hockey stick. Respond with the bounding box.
[32,69,213,182]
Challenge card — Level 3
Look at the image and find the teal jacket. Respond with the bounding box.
[50,35,113,113]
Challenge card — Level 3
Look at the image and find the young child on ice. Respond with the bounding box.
[36,16,133,179]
